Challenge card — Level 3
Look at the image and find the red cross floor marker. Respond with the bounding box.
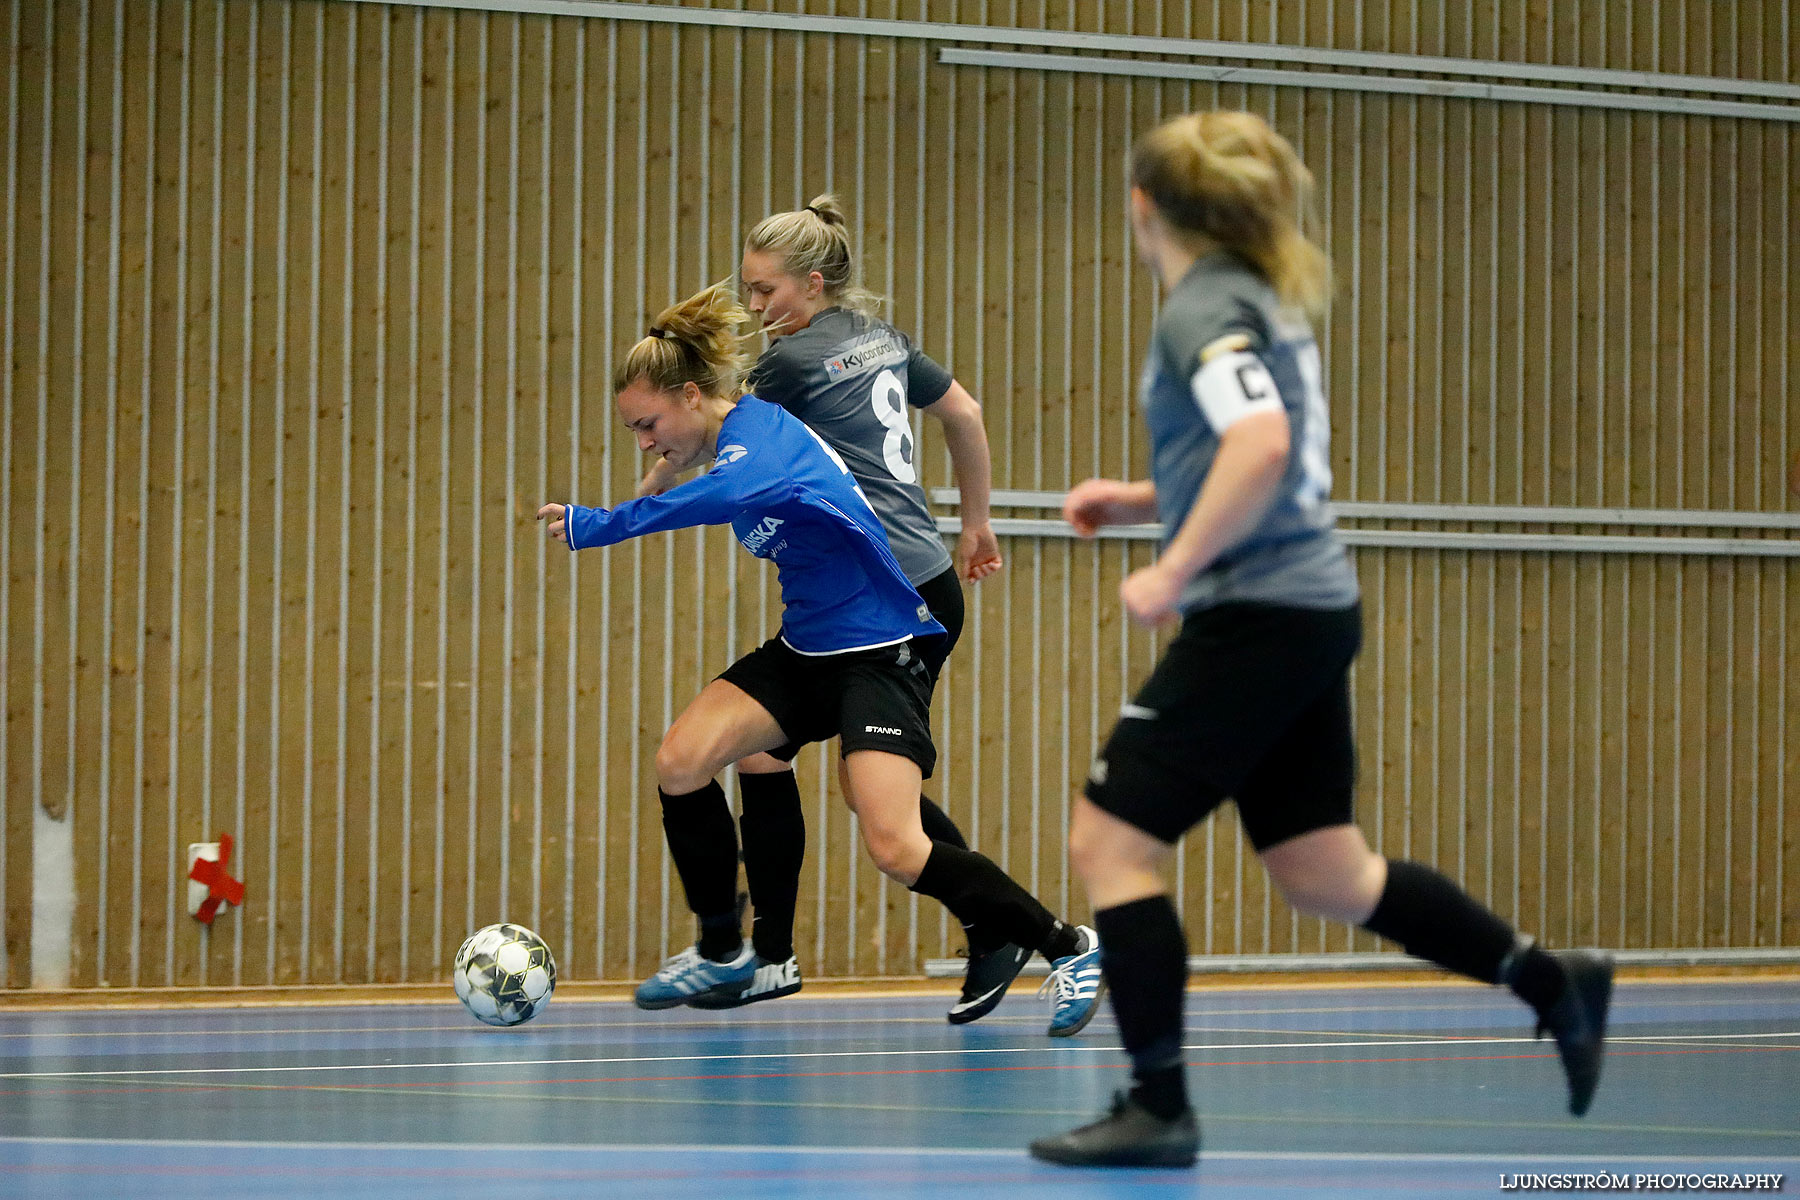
[188,833,246,924]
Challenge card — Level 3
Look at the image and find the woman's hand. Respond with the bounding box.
[956,522,1003,583]
[1063,478,1150,537]
[537,503,568,542]
[1120,563,1183,627]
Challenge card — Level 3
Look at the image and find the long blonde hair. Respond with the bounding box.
[743,193,882,318]
[613,282,758,398]
[1130,111,1331,319]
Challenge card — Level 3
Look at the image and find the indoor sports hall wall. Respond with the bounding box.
[4,0,1796,991]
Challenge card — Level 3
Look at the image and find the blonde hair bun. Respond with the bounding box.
[745,194,882,317]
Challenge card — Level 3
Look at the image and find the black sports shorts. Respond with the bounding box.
[755,565,962,765]
[719,634,939,778]
[1084,601,1362,849]
[910,566,964,683]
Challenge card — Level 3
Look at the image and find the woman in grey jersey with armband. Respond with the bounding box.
[1028,111,1615,1169]
[635,196,1076,1031]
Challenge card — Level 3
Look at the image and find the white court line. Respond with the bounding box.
[4,984,1791,1040]
[0,1136,1793,1167]
[3,1031,1797,1082]
[0,1004,1795,1042]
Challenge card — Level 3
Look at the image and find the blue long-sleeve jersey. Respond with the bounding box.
[563,396,947,656]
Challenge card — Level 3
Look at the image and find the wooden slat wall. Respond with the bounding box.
[3,0,1795,989]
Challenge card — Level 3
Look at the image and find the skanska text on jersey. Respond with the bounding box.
[740,515,788,557]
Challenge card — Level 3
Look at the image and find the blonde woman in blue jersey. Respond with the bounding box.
[1029,112,1614,1168]
[541,283,1101,1034]
[636,197,1056,1029]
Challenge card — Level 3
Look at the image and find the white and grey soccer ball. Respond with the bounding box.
[453,923,557,1027]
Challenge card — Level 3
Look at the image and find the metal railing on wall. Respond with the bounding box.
[932,489,1800,558]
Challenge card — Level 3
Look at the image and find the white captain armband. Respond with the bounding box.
[1189,333,1283,434]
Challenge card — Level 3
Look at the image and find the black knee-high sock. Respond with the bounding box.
[919,795,968,849]
[658,781,742,961]
[738,770,805,962]
[1095,896,1190,1119]
[908,842,1080,961]
[919,795,1001,952]
[1362,859,1567,1017]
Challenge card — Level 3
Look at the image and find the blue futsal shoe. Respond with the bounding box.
[1039,925,1105,1037]
[633,944,757,1011]
[686,954,804,1009]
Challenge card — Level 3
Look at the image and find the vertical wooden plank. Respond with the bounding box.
[269,0,318,985]
[437,5,482,965]
[68,0,116,989]
[635,16,682,974]
[474,1,512,944]
[613,17,654,976]
[174,0,221,986]
[1409,92,1446,881]
[238,0,281,986]
[39,0,83,946]
[336,0,382,982]
[127,0,174,985]
[532,12,576,973]
[405,3,449,979]
[1458,62,1501,929]
[366,2,409,984]
[569,12,610,980]
[211,0,255,986]
[3,0,51,990]
[511,11,551,942]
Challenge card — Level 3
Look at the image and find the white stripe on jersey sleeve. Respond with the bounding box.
[1190,348,1284,434]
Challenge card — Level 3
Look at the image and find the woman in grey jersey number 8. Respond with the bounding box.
[1029,111,1615,1169]
[634,196,1087,1031]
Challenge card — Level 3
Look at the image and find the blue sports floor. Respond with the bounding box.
[1,977,1795,1198]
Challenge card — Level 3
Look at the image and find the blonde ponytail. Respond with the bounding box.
[613,282,757,398]
[1131,111,1331,320]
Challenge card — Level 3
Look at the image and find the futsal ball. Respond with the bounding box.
[453,923,556,1027]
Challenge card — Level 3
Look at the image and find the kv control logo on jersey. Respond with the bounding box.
[821,334,904,381]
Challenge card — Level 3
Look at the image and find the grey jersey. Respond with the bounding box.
[749,308,955,586]
[1142,252,1359,613]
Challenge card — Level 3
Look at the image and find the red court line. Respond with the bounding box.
[1,1041,1790,1099]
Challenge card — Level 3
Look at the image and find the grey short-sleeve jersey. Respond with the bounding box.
[1142,253,1359,614]
[748,308,954,585]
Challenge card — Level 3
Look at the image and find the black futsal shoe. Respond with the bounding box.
[947,942,1030,1025]
[1029,1091,1200,1168]
[1537,948,1614,1116]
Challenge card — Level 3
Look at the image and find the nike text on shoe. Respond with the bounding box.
[1039,925,1105,1037]
[633,944,757,1011]
[947,943,1030,1025]
[1029,1090,1200,1168]
[1537,948,1614,1116]
[686,954,804,1010]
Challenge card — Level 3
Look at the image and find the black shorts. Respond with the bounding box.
[1085,602,1362,849]
[718,635,939,778]
[755,565,963,765]
[911,566,964,683]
